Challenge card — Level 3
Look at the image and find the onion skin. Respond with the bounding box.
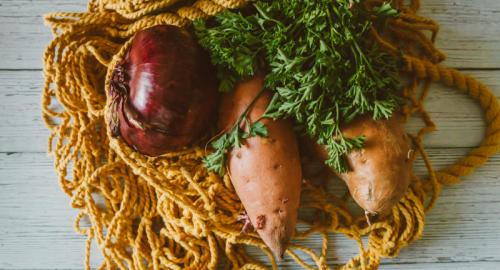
[108,25,219,156]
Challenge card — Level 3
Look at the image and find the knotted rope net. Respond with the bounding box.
[41,0,500,269]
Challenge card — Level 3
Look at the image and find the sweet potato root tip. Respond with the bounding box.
[365,211,372,227]
[237,212,252,234]
[268,226,289,260]
[406,149,414,162]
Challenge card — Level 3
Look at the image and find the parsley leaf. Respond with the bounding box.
[202,87,270,175]
[196,0,405,173]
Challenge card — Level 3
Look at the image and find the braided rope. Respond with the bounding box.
[41,0,500,269]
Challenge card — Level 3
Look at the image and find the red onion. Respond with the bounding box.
[108,25,219,156]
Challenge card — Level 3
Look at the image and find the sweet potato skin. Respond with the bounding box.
[303,114,413,215]
[218,73,302,259]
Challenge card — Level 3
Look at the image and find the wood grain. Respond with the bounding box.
[0,0,86,70]
[0,0,500,69]
[419,0,500,69]
[0,0,499,269]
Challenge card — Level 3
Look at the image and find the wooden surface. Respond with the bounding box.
[0,0,499,269]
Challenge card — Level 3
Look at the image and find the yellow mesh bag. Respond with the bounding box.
[41,0,500,269]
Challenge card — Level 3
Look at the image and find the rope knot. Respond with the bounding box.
[142,218,153,227]
[383,241,396,251]
[151,249,161,258]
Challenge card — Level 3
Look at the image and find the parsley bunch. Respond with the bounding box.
[196,0,405,174]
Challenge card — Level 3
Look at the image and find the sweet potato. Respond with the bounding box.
[218,73,302,259]
[302,114,413,218]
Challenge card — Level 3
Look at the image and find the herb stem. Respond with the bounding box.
[330,3,381,83]
[229,85,266,133]
[325,6,336,49]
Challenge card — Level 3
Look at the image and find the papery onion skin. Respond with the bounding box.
[108,25,219,157]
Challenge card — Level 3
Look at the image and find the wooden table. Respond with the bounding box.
[0,0,499,269]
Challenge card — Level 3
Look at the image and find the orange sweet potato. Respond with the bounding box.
[219,73,302,259]
[302,114,413,218]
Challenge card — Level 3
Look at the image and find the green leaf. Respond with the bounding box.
[212,134,228,150]
[260,93,283,119]
[249,121,269,137]
[196,0,404,173]
[373,100,394,119]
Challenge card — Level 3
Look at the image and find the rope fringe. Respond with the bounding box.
[41,0,500,269]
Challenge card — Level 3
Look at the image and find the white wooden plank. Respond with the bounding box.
[1,0,499,269]
[0,153,104,269]
[0,0,499,70]
[0,70,498,153]
[403,70,500,148]
[0,0,87,70]
[419,0,500,69]
[0,150,499,269]
[0,71,52,153]
[380,262,500,270]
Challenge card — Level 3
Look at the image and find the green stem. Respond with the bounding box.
[325,6,337,49]
[228,85,267,133]
[330,4,381,84]
[254,3,281,25]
